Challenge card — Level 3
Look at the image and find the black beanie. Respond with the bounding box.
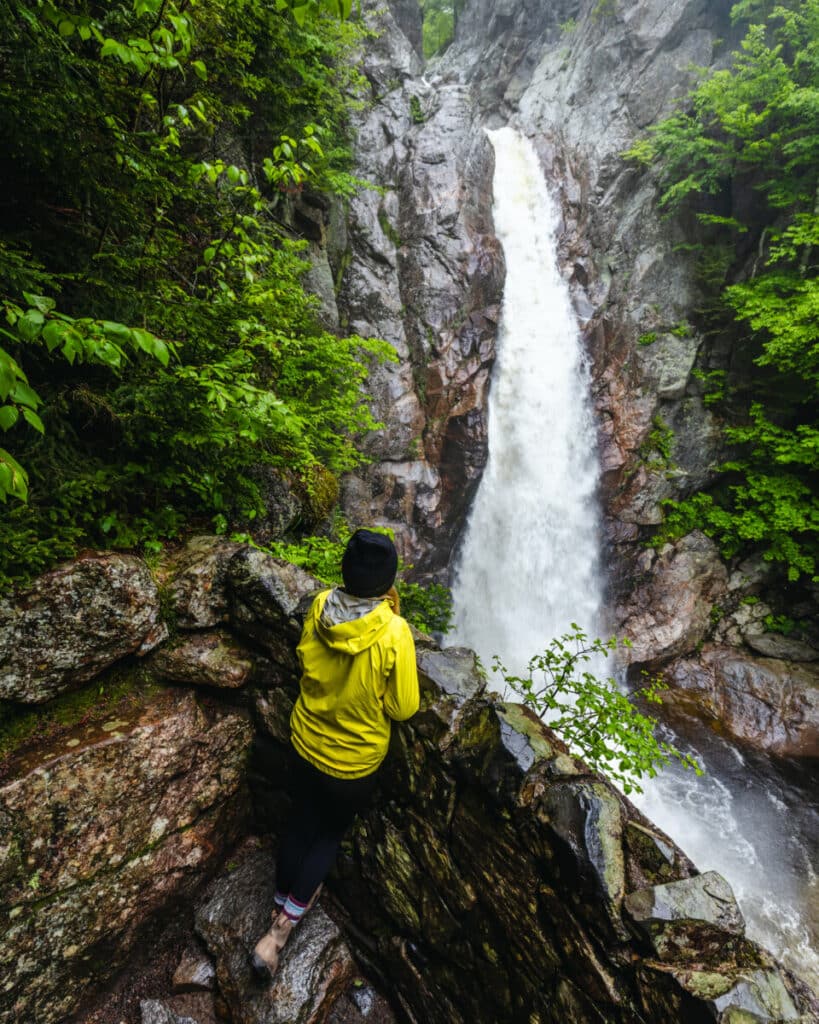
[341,529,398,598]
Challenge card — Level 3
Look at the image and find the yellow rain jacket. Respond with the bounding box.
[290,588,420,779]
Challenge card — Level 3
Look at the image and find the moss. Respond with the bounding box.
[638,414,675,470]
[0,660,158,772]
[638,331,657,346]
[333,247,352,295]
[377,208,402,248]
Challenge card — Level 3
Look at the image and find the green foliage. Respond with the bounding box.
[0,0,387,591]
[492,627,701,795]
[396,579,453,635]
[627,0,819,580]
[639,414,675,470]
[419,0,464,58]
[638,331,657,346]
[763,612,798,634]
[691,368,727,405]
[409,95,426,125]
[559,18,577,34]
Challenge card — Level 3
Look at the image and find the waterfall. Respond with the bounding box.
[450,126,604,673]
[449,125,818,993]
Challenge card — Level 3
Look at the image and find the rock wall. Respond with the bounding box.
[2,542,816,1022]
[334,0,505,576]
[324,0,819,749]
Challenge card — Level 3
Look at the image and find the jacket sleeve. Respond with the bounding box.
[383,620,420,722]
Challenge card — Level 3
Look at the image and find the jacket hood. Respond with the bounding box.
[313,589,395,654]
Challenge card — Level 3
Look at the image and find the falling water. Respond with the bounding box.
[449,126,818,993]
[450,126,603,671]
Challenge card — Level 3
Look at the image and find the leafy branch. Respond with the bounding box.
[492,627,701,794]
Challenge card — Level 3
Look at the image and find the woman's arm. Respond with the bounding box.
[383,621,420,721]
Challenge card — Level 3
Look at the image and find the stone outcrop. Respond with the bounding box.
[153,631,270,690]
[163,536,245,632]
[0,552,166,703]
[616,531,729,667]
[195,840,356,1024]
[662,645,819,758]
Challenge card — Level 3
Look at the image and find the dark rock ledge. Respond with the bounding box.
[0,537,817,1024]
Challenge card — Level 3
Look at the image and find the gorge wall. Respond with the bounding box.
[1,540,817,1023]
[326,0,819,752]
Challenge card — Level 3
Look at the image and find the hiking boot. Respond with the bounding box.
[249,884,323,982]
[250,911,295,981]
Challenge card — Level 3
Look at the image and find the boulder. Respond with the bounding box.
[0,686,252,1024]
[662,645,819,757]
[172,952,216,993]
[163,536,244,631]
[152,631,273,689]
[195,841,355,1024]
[0,553,166,704]
[227,548,320,666]
[625,871,745,960]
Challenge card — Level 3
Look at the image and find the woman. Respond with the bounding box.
[251,528,420,979]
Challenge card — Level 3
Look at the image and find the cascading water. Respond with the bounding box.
[450,126,604,671]
[450,126,818,992]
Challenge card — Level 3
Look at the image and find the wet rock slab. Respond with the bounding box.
[195,841,355,1024]
[625,870,745,960]
[0,687,252,1024]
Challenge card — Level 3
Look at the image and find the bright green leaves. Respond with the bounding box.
[0,294,173,502]
[0,0,375,588]
[492,628,702,795]
[3,297,174,372]
[278,0,354,27]
[726,273,819,382]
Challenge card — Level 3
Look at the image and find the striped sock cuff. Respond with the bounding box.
[274,890,287,908]
[282,894,309,921]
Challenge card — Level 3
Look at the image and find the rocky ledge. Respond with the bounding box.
[1,537,817,1023]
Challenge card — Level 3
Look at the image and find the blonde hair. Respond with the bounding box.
[384,585,401,616]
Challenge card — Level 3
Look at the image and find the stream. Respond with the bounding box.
[449,125,819,992]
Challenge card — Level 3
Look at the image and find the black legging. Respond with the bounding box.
[276,750,379,905]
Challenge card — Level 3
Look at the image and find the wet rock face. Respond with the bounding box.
[313,659,817,1024]
[0,553,166,704]
[0,546,816,1023]
[617,531,729,666]
[0,686,253,1024]
[661,645,819,757]
[336,1,504,574]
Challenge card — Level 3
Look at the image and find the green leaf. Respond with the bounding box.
[22,408,45,434]
[0,447,29,502]
[191,59,208,81]
[292,4,310,27]
[17,310,45,342]
[42,320,67,352]
[0,406,19,431]
[10,381,41,409]
[58,19,75,37]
